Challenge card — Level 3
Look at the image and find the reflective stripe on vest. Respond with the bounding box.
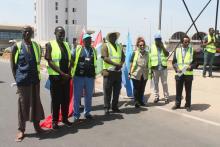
[176,47,193,75]
[71,45,97,77]
[15,41,41,80]
[206,35,216,53]
[103,42,122,71]
[150,44,167,67]
[47,40,71,75]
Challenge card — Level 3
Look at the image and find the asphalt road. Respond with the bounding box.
[0,61,220,147]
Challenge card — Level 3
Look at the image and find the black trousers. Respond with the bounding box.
[49,76,70,123]
[132,76,147,103]
[175,75,193,107]
[103,71,122,110]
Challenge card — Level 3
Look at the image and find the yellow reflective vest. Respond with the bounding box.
[47,40,71,75]
[206,35,216,53]
[103,42,122,71]
[175,47,193,75]
[71,45,97,77]
[15,41,41,80]
[149,43,167,67]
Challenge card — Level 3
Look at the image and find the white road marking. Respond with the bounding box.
[157,107,220,127]
[95,87,220,127]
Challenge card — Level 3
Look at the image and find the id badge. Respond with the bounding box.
[85,57,91,61]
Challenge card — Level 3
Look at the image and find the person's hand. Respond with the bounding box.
[186,66,191,71]
[177,69,182,73]
[115,63,123,70]
[61,73,71,80]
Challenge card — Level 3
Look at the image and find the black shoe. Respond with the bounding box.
[52,122,59,130]
[85,114,93,119]
[153,98,159,103]
[135,102,140,108]
[185,107,191,112]
[139,101,146,106]
[63,120,73,127]
[164,99,169,104]
[172,105,180,110]
[202,74,206,78]
[112,108,121,113]
[104,109,110,115]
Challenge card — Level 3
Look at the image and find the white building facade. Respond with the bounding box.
[34,0,87,43]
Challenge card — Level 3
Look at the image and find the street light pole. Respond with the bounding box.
[158,0,162,31]
[144,18,151,45]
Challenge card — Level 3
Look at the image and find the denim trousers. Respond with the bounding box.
[73,76,94,119]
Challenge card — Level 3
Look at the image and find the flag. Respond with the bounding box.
[93,31,103,75]
[79,27,86,45]
[122,32,133,97]
[40,79,74,128]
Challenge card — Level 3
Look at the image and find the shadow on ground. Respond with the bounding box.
[191,103,211,111]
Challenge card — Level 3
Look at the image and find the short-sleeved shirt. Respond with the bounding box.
[101,43,125,66]
[130,51,149,80]
[45,41,69,74]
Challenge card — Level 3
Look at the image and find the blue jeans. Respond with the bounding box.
[203,51,215,76]
[73,76,94,119]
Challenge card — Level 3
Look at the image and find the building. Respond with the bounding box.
[0,25,24,52]
[166,31,207,51]
[34,0,87,43]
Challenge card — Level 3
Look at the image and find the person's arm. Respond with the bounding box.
[129,52,135,73]
[10,45,18,80]
[45,43,71,78]
[161,42,169,57]
[172,50,180,73]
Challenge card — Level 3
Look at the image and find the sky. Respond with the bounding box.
[0,0,219,44]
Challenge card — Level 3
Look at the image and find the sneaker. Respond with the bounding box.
[171,105,180,110]
[52,122,59,130]
[153,98,159,103]
[185,107,191,112]
[73,117,80,123]
[85,114,93,119]
[164,99,169,104]
[62,120,73,127]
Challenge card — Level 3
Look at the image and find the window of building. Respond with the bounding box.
[72,20,77,24]
[55,2,58,10]
[65,20,68,24]
[34,16,36,24]
[56,15,58,23]
[65,8,68,12]
[34,3,36,11]
[72,8,76,12]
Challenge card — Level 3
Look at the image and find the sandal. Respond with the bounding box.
[15,131,24,142]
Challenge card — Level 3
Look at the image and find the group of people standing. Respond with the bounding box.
[11,25,216,142]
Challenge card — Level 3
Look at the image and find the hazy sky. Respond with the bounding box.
[0,0,219,44]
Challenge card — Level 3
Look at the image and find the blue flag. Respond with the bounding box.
[122,32,133,97]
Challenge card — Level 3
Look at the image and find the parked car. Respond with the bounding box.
[195,48,220,67]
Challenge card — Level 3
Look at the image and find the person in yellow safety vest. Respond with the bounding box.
[149,33,169,104]
[71,34,97,121]
[10,26,45,142]
[202,28,216,77]
[101,32,125,115]
[45,26,73,129]
[172,35,197,112]
[129,37,151,108]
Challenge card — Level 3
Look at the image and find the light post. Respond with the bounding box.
[144,18,152,45]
